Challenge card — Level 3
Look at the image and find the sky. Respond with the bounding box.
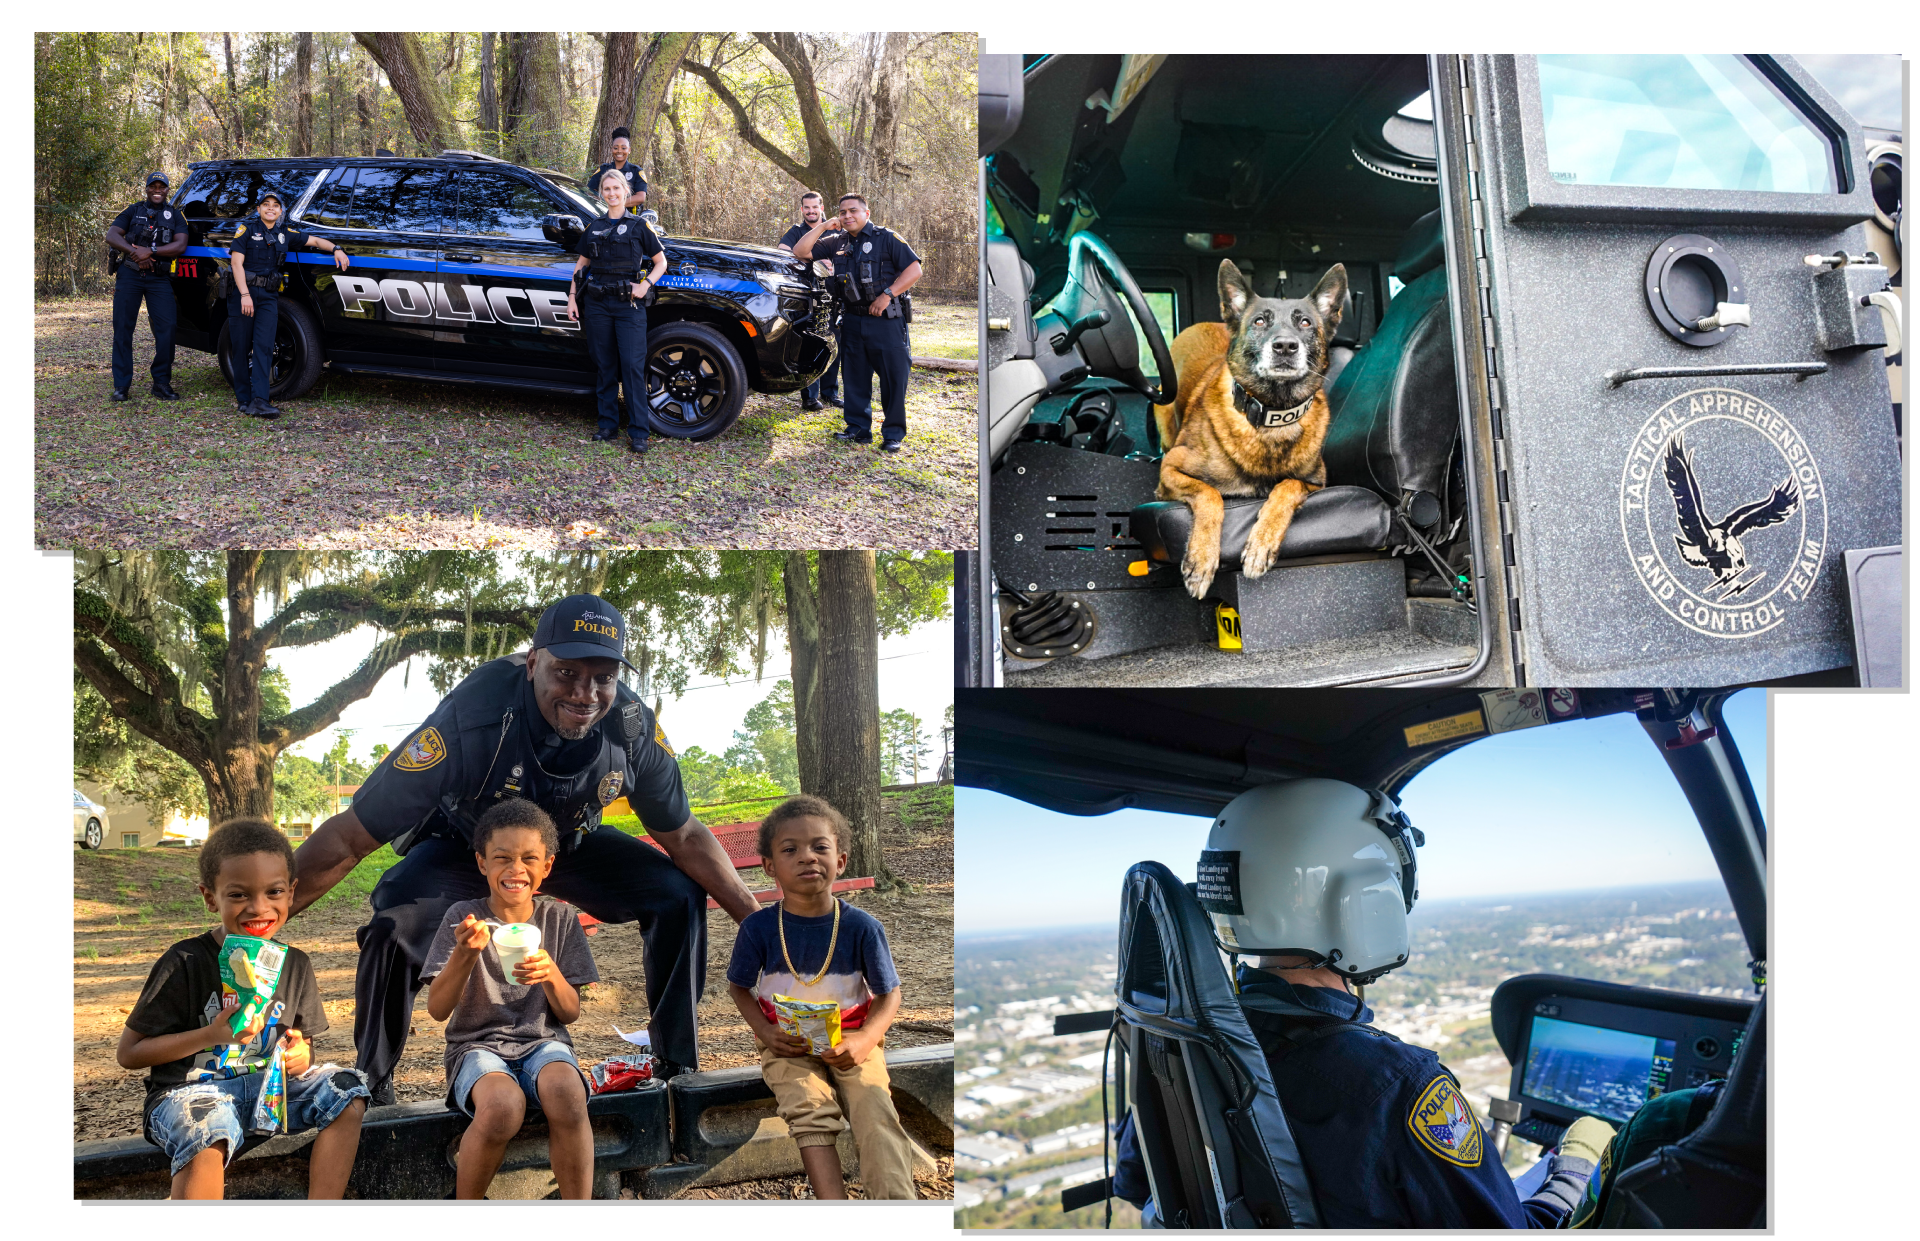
[957,688,1765,935]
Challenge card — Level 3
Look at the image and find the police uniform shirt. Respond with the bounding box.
[592,162,648,201]
[350,657,691,847]
[112,202,182,261]
[229,217,311,283]
[818,224,920,295]
[575,214,664,279]
[779,223,811,250]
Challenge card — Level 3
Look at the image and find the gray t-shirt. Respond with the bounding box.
[422,895,600,1078]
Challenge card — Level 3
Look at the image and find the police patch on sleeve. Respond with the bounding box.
[235,226,247,239]
[1407,1075,1483,1167]
[653,722,675,757]
[393,726,447,771]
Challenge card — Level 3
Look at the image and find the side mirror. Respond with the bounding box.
[541,213,584,246]
[640,209,660,227]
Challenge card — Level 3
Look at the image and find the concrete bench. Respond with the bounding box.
[74,1042,953,1199]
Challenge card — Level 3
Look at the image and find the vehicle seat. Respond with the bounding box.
[1322,208,1459,531]
[1324,287,1359,390]
[1129,487,1394,571]
[1110,860,1322,1228]
[1607,990,1767,1227]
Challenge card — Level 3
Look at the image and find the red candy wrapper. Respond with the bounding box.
[590,1053,656,1094]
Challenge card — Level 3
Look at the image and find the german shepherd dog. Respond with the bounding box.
[1153,260,1347,599]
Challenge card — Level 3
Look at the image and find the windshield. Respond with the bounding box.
[542,174,608,219]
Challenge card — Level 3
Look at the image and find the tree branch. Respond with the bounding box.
[677,58,812,185]
[73,589,185,705]
[74,636,213,769]
[263,628,469,750]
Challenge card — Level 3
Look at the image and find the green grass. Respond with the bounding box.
[308,844,403,913]
[887,783,953,834]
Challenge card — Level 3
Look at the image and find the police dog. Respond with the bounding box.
[1153,261,1347,599]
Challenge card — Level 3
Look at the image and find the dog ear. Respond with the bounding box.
[1218,259,1254,328]
[1310,263,1348,326]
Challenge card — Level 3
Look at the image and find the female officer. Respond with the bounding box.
[228,187,350,420]
[566,168,668,454]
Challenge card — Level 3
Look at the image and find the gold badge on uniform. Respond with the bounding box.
[598,771,624,806]
[1407,1075,1483,1167]
[653,722,675,757]
[394,726,447,771]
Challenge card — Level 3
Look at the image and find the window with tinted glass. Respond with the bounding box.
[350,166,449,233]
[302,168,357,228]
[449,168,561,241]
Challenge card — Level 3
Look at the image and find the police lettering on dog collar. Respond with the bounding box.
[1232,380,1312,428]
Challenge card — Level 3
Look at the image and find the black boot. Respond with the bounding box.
[151,382,181,400]
[246,398,280,420]
[110,388,130,403]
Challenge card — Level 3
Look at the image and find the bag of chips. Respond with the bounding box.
[773,995,842,1055]
[589,1054,656,1095]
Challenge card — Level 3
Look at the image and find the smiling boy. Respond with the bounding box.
[726,795,918,1199]
[423,798,599,1199]
[116,818,368,1199]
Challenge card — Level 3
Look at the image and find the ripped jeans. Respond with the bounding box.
[146,1064,369,1175]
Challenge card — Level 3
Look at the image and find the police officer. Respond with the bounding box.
[1111,780,1617,1228]
[793,193,923,452]
[568,168,668,454]
[779,191,839,413]
[590,126,648,211]
[288,594,762,1104]
[105,172,190,402]
[226,188,350,420]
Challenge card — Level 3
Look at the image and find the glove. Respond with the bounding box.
[1558,1115,1617,1168]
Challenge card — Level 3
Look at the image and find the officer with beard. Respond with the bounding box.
[288,595,761,1104]
[780,191,840,413]
[105,172,190,403]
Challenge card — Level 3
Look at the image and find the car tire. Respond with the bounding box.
[217,298,326,403]
[82,818,103,850]
[642,321,749,441]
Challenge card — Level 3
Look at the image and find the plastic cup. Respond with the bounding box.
[493,922,542,983]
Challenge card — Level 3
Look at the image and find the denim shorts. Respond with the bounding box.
[147,1064,370,1176]
[450,1041,586,1116]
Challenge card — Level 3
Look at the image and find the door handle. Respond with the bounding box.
[444,249,482,263]
[1605,361,1829,388]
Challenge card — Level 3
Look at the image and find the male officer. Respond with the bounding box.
[591,127,649,211]
[288,595,761,1104]
[793,193,923,452]
[779,191,839,412]
[105,172,190,402]
[227,188,350,419]
[1112,779,1616,1228]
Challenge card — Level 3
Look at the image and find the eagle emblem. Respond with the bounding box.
[394,727,446,771]
[1407,1075,1483,1167]
[1662,432,1800,600]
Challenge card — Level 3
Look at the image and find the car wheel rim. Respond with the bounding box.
[274,327,298,387]
[86,823,101,847]
[645,341,729,429]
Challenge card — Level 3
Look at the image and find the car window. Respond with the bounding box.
[1133,291,1178,380]
[544,175,608,219]
[303,167,357,228]
[450,168,560,241]
[350,166,449,233]
[1535,55,1837,194]
[178,168,319,220]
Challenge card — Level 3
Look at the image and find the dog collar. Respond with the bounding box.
[1233,381,1313,429]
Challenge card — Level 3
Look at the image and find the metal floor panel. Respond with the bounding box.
[1004,622,1477,689]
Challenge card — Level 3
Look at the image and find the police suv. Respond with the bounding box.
[162,151,836,440]
[972,55,1903,688]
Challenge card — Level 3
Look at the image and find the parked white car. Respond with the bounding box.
[74,789,108,850]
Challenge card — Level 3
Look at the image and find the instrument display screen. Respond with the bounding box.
[1520,1015,1677,1124]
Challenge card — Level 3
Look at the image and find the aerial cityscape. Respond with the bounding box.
[953,880,1753,1227]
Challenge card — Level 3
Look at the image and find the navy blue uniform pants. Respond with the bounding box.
[840,312,910,442]
[803,325,840,403]
[226,286,278,406]
[111,266,178,390]
[352,827,708,1088]
[581,293,650,443]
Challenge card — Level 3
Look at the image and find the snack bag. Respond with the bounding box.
[215,934,287,1041]
[248,1002,288,1133]
[589,1054,657,1095]
[772,995,842,1054]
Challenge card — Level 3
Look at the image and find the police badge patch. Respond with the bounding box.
[394,727,447,771]
[598,771,624,806]
[654,722,675,757]
[1407,1075,1483,1167]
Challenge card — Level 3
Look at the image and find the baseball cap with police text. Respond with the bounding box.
[533,594,635,669]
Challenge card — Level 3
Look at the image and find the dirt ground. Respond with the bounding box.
[36,296,976,550]
[72,796,955,1174]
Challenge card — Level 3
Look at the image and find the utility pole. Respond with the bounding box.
[332,728,358,818]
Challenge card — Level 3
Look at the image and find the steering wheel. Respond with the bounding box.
[1051,231,1178,407]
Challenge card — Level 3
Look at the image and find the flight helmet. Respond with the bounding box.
[1196,778,1425,985]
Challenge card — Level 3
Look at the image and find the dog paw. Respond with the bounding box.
[1182,551,1218,600]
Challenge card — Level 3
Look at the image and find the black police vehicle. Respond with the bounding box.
[161,151,836,440]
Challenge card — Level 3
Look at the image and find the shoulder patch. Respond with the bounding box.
[653,721,675,757]
[393,726,447,772]
[1407,1075,1483,1167]
[234,226,246,239]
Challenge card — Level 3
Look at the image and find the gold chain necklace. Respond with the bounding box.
[778,898,841,987]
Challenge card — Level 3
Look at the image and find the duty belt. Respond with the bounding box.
[587,275,638,298]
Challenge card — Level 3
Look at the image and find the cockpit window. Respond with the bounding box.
[1535,54,1838,194]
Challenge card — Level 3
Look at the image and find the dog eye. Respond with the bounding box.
[1254,313,1269,326]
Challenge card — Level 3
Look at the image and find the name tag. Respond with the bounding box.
[1263,407,1304,427]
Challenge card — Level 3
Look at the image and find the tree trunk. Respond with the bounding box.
[868,32,910,198]
[353,32,458,155]
[665,101,695,231]
[499,32,565,169]
[223,32,239,149]
[478,33,499,142]
[813,552,892,889]
[589,32,639,173]
[292,33,314,157]
[631,33,694,166]
[782,551,821,795]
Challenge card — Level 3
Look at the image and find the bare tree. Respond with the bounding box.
[478,32,499,140]
[868,32,911,191]
[353,32,459,154]
[499,32,565,169]
[680,33,847,197]
[631,33,694,166]
[291,33,314,156]
[589,32,640,170]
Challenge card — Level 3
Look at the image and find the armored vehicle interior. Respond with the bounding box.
[955,685,1770,1227]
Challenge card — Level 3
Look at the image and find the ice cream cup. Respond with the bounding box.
[493,922,542,983]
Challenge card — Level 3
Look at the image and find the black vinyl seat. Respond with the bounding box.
[1130,487,1394,571]
[1323,208,1460,531]
[1111,861,1322,1229]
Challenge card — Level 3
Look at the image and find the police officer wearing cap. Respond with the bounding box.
[793,193,923,452]
[1111,779,1617,1228]
[105,172,190,403]
[590,127,649,211]
[779,191,839,413]
[568,167,668,454]
[289,594,761,1103]
[226,187,350,419]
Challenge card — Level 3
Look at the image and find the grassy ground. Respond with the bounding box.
[35,297,977,549]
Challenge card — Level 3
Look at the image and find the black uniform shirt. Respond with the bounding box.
[592,162,648,201]
[816,223,920,302]
[112,201,184,250]
[779,223,812,250]
[229,216,310,281]
[575,213,663,279]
